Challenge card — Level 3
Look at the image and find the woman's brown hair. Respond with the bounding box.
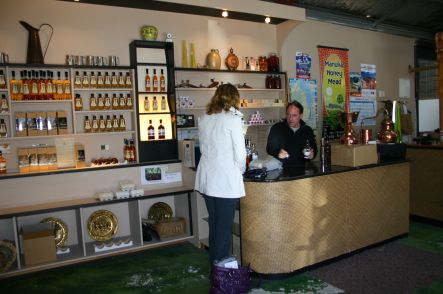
[206,83,240,115]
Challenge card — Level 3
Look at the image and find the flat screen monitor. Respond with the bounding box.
[418,98,440,132]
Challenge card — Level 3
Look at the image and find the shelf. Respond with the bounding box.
[0,89,8,92]
[11,100,72,104]
[0,112,10,115]
[74,110,134,114]
[73,88,132,91]
[136,63,167,67]
[74,131,135,136]
[178,105,283,111]
[138,91,168,95]
[177,127,197,130]
[0,131,134,141]
[176,87,284,92]
[175,67,286,75]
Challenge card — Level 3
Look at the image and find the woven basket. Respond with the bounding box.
[153,217,186,238]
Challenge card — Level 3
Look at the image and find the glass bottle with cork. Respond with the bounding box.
[160,69,166,92]
[145,68,151,91]
[74,93,83,111]
[152,69,158,91]
[158,119,165,139]
[1,94,9,113]
[148,119,155,140]
[84,116,92,133]
[125,93,133,109]
[63,72,71,100]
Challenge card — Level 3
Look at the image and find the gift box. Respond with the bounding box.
[331,144,378,167]
[22,223,56,266]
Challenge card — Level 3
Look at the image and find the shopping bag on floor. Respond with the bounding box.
[210,264,252,294]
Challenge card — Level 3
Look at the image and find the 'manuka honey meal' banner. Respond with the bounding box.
[318,46,350,139]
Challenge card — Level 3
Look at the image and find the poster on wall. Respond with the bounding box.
[318,46,350,139]
[361,64,376,90]
[295,52,312,79]
[350,72,362,96]
[140,165,182,185]
[288,78,318,129]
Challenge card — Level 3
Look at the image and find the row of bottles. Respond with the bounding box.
[265,75,282,89]
[9,70,72,100]
[144,68,166,92]
[1,94,9,112]
[73,71,132,89]
[75,93,134,111]
[143,96,168,112]
[147,119,166,140]
[83,114,126,133]
[123,138,137,163]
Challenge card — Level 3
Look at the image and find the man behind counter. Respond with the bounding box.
[266,101,317,166]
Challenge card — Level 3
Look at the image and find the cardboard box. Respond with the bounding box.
[27,112,38,136]
[36,112,47,136]
[178,140,195,168]
[47,146,58,170]
[18,148,30,173]
[57,111,68,134]
[28,147,39,172]
[38,147,49,171]
[22,223,56,266]
[331,144,378,167]
[15,112,27,137]
[46,111,58,135]
[75,143,86,168]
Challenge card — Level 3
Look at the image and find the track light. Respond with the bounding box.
[265,16,271,24]
[222,10,228,18]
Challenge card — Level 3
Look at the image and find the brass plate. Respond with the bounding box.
[87,210,118,241]
[40,217,68,248]
[0,240,17,273]
[148,202,173,223]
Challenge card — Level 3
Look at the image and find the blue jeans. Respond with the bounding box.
[204,195,238,265]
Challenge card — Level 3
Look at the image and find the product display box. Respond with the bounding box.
[46,111,57,135]
[22,223,56,266]
[331,144,378,167]
[57,111,68,134]
[178,140,195,168]
[15,112,27,137]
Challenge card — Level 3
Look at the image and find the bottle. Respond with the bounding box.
[105,115,113,132]
[125,93,133,109]
[30,70,39,99]
[97,72,104,88]
[245,139,252,171]
[38,71,46,99]
[82,71,90,88]
[303,139,312,159]
[74,71,82,88]
[104,93,112,110]
[112,93,119,109]
[125,72,132,88]
[144,68,151,91]
[251,143,258,161]
[161,96,167,111]
[152,69,158,91]
[104,72,111,88]
[119,93,126,109]
[91,115,99,132]
[90,93,97,110]
[129,139,136,163]
[160,69,166,92]
[89,72,97,88]
[112,114,119,131]
[0,70,6,89]
[111,72,118,88]
[45,70,53,100]
[274,75,281,89]
[55,71,64,100]
[158,119,165,139]
[123,139,131,162]
[9,71,19,100]
[118,72,126,88]
[97,93,104,110]
[16,71,24,100]
[1,94,9,113]
[63,72,72,100]
[144,96,150,112]
[84,115,92,133]
[119,114,126,131]
[152,96,158,111]
[320,136,331,166]
[0,151,6,174]
[0,118,7,137]
[21,71,30,100]
[147,119,155,140]
[98,115,106,132]
[74,93,83,111]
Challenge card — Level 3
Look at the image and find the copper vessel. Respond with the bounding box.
[339,111,359,145]
[378,115,397,143]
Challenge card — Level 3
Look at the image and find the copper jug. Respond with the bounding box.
[339,111,359,145]
[378,111,397,143]
[19,21,53,64]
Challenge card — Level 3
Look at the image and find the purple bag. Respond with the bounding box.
[210,264,252,294]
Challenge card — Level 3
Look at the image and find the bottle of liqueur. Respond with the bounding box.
[0,151,6,174]
[144,96,150,112]
[0,70,6,89]
[82,71,90,88]
[97,72,105,88]
[55,71,64,100]
[21,71,30,100]
[1,94,9,112]
[104,72,112,88]
[112,93,119,109]
[17,71,24,100]
[91,115,99,132]
[45,70,53,100]
[129,139,136,163]
[119,114,126,131]
[38,70,47,99]
[111,72,118,88]
[118,72,126,88]
[125,72,132,88]
[104,93,112,110]
[144,68,151,91]
[152,68,158,92]
[303,139,312,159]
[30,70,39,100]
[123,139,131,162]
[89,72,97,88]
[112,114,119,131]
[125,93,133,109]
[0,118,7,137]
[97,93,105,110]
[147,119,155,140]
[63,72,72,100]
[90,93,97,110]
[152,96,158,111]
[84,116,92,133]
[9,70,19,100]
[161,96,167,111]
[98,115,106,132]
[158,119,165,139]
[74,71,82,88]
[74,93,83,111]
[105,115,113,132]
[160,69,166,92]
[118,93,126,109]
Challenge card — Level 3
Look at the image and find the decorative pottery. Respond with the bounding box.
[141,25,158,41]
[87,210,118,241]
[339,111,359,145]
[225,48,239,70]
[378,116,397,143]
[206,49,221,69]
[148,202,173,223]
[40,217,68,247]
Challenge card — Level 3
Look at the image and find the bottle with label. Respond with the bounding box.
[55,71,64,100]
[152,96,158,111]
[303,139,312,159]
[112,93,119,109]
[125,72,132,88]
[91,115,99,132]
[63,72,72,100]
[21,71,30,100]
[0,118,7,137]
[320,137,331,166]
[104,72,112,88]
[45,70,53,100]
[84,115,92,133]
[74,93,83,111]
[144,96,150,112]
[145,68,151,91]
[9,71,19,100]
[251,143,258,161]
[160,69,166,92]
[105,115,113,132]
[89,72,97,88]
[112,114,119,131]
[158,119,165,139]
[104,93,112,110]
[118,72,126,88]
[16,71,24,100]
[97,72,105,88]
[97,93,105,110]
[0,70,6,89]
[123,138,131,162]
[82,71,90,88]
[1,94,9,113]
[160,96,168,111]
[90,93,97,110]
[74,71,82,88]
[98,115,106,132]
[38,71,47,99]
[152,69,158,91]
[0,151,6,173]
[119,93,126,109]
[119,114,126,131]
[129,139,136,163]
[147,119,155,140]
[30,70,39,100]
[111,72,118,88]
[125,93,133,109]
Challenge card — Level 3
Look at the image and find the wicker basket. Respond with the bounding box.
[153,217,186,238]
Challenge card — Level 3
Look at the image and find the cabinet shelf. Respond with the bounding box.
[175,67,286,75]
[0,112,10,115]
[74,131,135,136]
[74,110,134,114]
[11,100,72,104]
[73,88,132,92]
[176,87,284,92]
[0,89,8,92]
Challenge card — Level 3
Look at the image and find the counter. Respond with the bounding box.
[240,161,410,275]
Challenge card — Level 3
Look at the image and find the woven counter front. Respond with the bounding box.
[241,162,409,275]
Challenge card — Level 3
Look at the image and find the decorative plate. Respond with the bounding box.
[40,217,68,247]
[148,202,173,223]
[0,240,17,273]
[87,210,118,241]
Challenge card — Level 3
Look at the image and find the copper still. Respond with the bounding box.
[378,109,397,143]
[339,111,359,145]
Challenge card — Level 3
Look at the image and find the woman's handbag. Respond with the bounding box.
[210,264,252,294]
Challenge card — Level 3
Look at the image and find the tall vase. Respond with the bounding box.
[182,40,188,68]
[190,43,197,68]
[206,49,221,69]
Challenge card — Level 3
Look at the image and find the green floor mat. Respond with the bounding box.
[401,221,443,255]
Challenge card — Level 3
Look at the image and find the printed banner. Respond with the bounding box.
[318,46,350,138]
[295,52,312,79]
[288,78,318,130]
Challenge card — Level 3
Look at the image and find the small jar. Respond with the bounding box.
[259,56,268,72]
[267,53,280,72]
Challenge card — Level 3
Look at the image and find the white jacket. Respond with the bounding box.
[195,108,246,198]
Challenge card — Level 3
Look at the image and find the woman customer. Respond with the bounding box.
[194,83,246,265]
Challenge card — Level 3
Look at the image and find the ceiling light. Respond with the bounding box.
[265,16,271,24]
[366,14,371,18]
[222,10,228,18]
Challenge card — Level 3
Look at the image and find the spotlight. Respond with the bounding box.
[265,16,271,24]
[222,10,228,18]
